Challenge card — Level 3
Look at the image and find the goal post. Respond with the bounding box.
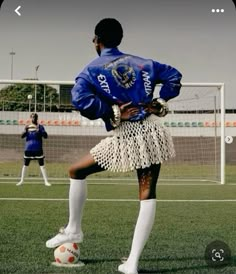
[220,83,225,184]
[156,82,225,184]
[0,80,225,184]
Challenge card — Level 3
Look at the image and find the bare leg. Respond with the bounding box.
[137,164,161,200]
[69,153,104,179]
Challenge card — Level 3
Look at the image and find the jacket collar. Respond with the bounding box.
[100,48,123,56]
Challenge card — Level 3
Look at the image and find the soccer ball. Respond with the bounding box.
[54,243,80,264]
[28,124,37,132]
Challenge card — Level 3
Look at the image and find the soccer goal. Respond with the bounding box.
[0,80,225,184]
[157,83,225,184]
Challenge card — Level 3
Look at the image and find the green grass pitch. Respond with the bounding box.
[0,181,236,274]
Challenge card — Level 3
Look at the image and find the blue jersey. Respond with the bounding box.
[71,48,182,131]
[22,124,48,152]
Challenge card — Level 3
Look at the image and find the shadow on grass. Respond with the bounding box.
[139,255,236,273]
[82,255,236,274]
[82,258,119,264]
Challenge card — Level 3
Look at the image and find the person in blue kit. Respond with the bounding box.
[46,18,182,273]
[17,113,51,187]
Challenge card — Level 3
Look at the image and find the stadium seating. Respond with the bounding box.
[161,121,234,127]
[5,120,12,125]
[72,120,80,126]
[204,121,210,127]
[210,121,216,127]
[163,121,169,127]
[225,121,232,127]
[177,122,184,127]
[39,120,46,125]
[60,120,68,126]
[184,122,191,127]
[10,119,82,126]
[52,120,60,126]
[197,122,204,127]
[4,118,235,128]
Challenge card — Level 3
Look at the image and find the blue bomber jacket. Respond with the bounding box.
[71,48,182,131]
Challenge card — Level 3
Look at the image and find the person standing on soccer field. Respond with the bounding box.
[17,113,51,187]
[46,18,182,274]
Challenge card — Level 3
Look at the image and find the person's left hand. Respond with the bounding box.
[140,98,169,117]
[120,102,139,121]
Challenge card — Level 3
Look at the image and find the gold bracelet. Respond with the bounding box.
[110,105,121,128]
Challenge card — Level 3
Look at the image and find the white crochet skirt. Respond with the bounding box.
[90,115,175,172]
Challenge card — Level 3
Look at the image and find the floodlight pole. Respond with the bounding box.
[34,65,39,112]
[9,50,16,80]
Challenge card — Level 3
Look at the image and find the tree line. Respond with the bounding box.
[0,83,73,112]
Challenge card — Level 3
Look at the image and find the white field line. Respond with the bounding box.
[0,198,236,202]
[0,181,226,186]
[0,177,216,181]
[0,178,221,182]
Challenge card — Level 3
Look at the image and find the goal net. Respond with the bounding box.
[156,83,225,184]
[0,80,225,184]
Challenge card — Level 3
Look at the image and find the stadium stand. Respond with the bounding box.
[184,122,191,127]
[3,117,236,128]
[164,121,169,127]
[225,121,232,127]
[197,122,204,127]
[177,122,184,127]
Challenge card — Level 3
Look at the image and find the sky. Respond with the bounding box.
[0,0,235,107]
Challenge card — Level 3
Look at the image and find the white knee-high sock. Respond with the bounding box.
[126,199,156,270]
[19,165,27,183]
[65,179,87,234]
[40,166,49,183]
